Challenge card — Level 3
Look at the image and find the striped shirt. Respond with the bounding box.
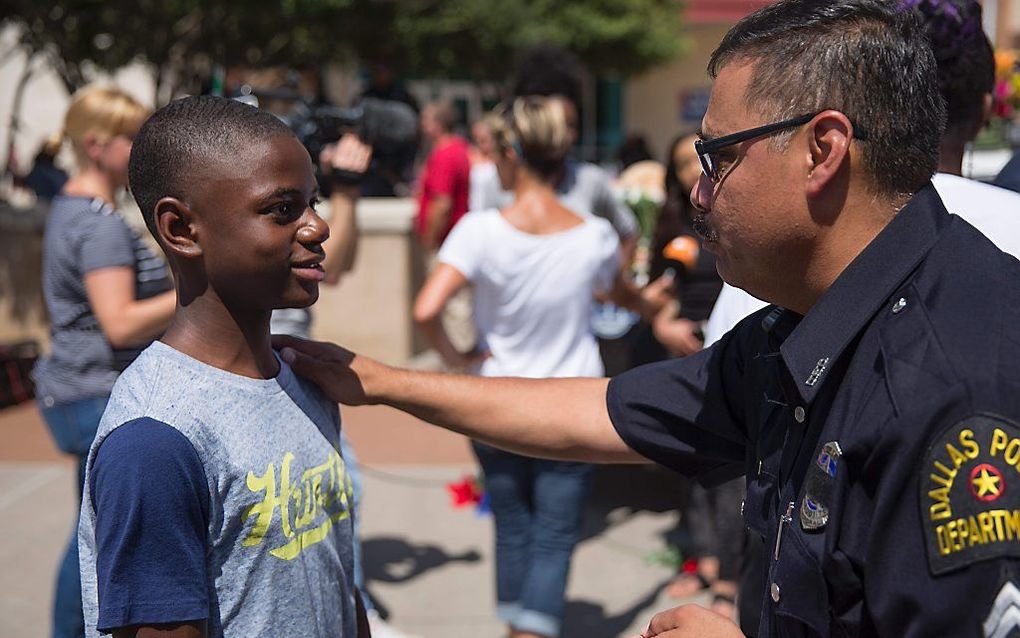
[33,195,172,405]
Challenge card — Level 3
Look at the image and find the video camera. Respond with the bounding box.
[237,87,419,168]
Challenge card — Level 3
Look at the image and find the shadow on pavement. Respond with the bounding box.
[561,576,674,638]
[361,536,482,620]
[363,536,482,585]
[580,464,691,544]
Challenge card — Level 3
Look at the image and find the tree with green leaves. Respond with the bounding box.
[2,0,684,94]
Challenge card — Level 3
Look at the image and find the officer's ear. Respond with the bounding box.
[804,110,853,198]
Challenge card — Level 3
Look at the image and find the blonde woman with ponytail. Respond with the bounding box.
[413,97,621,638]
[32,86,175,638]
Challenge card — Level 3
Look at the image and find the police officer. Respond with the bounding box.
[275,0,1020,636]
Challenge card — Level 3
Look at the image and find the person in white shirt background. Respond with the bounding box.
[413,96,620,638]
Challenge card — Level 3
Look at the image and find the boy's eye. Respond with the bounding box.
[266,201,304,221]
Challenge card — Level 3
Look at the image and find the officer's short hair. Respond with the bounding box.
[128,95,296,240]
[709,0,946,197]
[909,0,994,145]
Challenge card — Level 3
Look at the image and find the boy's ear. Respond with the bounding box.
[154,197,202,259]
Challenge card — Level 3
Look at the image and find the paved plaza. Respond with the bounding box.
[0,401,708,638]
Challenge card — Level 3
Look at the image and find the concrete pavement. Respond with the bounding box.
[0,401,709,638]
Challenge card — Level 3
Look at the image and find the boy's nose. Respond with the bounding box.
[297,208,330,245]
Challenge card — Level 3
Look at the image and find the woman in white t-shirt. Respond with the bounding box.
[413,97,619,638]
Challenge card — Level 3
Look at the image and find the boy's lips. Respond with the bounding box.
[291,257,325,282]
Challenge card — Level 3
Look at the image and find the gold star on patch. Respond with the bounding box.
[973,468,1002,498]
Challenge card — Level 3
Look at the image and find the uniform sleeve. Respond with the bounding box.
[862,407,1020,637]
[437,214,484,281]
[606,320,754,486]
[591,168,639,240]
[593,222,621,295]
[76,212,135,274]
[89,418,210,633]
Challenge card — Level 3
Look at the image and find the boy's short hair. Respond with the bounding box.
[128,95,296,239]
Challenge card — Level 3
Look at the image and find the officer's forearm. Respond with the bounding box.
[373,369,642,463]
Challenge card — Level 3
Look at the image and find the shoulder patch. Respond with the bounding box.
[922,414,1020,575]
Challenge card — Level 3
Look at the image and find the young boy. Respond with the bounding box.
[77,96,366,637]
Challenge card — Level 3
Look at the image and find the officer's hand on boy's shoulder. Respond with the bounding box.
[274,334,382,406]
[632,604,743,638]
[320,133,373,194]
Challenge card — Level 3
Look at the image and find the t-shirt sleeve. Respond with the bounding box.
[437,214,484,281]
[606,320,754,486]
[77,212,136,274]
[593,222,621,295]
[90,418,210,632]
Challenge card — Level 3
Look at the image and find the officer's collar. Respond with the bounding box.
[777,182,949,404]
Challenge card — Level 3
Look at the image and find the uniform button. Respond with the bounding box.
[771,582,781,603]
[892,297,907,314]
[793,406,806,423]
[740,499,745,516]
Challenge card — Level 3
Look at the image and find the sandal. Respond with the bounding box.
[665,571,714,599]
[709,591,738,620]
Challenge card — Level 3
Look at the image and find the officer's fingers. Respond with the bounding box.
[643,604,701,636]
[272,333,310,353]
[644,605,742,638]
[279,345,328,383]
[272,334,337,360]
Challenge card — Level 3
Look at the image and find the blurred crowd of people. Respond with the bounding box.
[15,0,1020,637]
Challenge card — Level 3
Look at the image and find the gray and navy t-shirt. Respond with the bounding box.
[78,341,358,637]
[33,195,172,405]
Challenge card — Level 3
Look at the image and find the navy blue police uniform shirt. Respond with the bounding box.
[608,183,1020,637]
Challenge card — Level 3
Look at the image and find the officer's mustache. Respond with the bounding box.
[693,214,718,243]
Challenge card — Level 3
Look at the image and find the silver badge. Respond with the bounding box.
[800,496,829,530]
[800,441,842,531]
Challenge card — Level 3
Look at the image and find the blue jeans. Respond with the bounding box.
[472,442,593,638]
[39,395,109,638]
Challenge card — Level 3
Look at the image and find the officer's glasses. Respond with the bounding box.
[695,112,866,182]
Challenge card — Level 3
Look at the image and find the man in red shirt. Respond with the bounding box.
[416,100,470,250]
